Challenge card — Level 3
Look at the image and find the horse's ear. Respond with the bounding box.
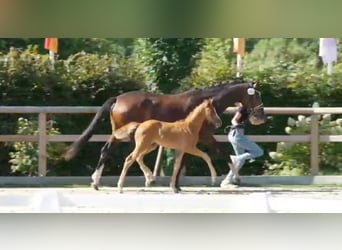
[253,81,258,88]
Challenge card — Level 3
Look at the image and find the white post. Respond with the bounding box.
[236,54,242,77]
[49,50,55,70]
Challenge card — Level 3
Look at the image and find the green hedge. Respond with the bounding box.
[1,38,342,177]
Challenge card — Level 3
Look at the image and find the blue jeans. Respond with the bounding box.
[226,128,263,180]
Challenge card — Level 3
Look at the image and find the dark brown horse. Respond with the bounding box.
[64,80,266,192]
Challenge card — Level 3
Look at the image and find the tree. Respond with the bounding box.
[181,38,235,90]
[131,38,202,93]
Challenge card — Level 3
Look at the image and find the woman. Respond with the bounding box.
[220,102,264,187]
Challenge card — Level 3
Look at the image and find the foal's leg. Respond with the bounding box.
[173,152,189,192]
[117,152,137,193]
[136,154,154,187]
[91,135,118,190]
[170,150,185,193]
[117,138,154,193]
[132,143,158,187]
[199,133,240,181]
[186,147,217,185]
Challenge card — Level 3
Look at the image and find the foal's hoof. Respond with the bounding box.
[233,177,241,186]
[171,186,182,193]
[145,179,156,187]
[91,182,100,191]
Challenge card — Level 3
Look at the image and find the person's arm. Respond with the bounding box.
[231,111,242,127]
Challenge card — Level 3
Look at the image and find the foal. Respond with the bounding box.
[116,98,223,193]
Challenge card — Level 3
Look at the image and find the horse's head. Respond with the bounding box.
[240,82,266,125]
[204,98,222,129]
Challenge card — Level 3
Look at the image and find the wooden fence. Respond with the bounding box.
[1,106,342,176]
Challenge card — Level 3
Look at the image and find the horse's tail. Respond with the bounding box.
[63,96,117,161]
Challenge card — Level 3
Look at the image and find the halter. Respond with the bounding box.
[246,83,261,110]
[248,103,264,118]
[247,86,264,118]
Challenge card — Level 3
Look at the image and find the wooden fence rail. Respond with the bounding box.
[1,106,342,176]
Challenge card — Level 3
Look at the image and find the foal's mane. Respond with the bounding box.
[184,99,210,122]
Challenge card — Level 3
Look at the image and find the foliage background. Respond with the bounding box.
[1,38,342,176]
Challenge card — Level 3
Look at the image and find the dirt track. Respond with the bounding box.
[1,186,342,213]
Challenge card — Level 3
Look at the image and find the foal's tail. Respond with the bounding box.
[63,96,117,161]
[113,122,140,140]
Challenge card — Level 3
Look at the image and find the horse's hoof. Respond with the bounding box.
[91,183,99,191]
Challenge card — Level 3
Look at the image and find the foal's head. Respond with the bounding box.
[201,98,222,129]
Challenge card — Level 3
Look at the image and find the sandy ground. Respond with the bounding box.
[1,186,342,213]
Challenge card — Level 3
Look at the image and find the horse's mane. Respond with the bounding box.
[184,80,248,95]
[171,80,251,98]
[189,80,248,91]
[207,80,248,89]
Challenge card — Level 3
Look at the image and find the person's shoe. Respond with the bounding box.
[230,155,241,185]
[220,176,241,188]
[220,178,234,188]
[220,155,240,188]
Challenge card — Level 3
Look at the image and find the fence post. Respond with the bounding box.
[310,114,319,175]
[38,112,47,176]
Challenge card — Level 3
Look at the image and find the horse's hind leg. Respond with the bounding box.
[91,135,118,190]
[170,150,185,193]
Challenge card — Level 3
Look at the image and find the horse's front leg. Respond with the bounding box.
[170,150,185,193]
